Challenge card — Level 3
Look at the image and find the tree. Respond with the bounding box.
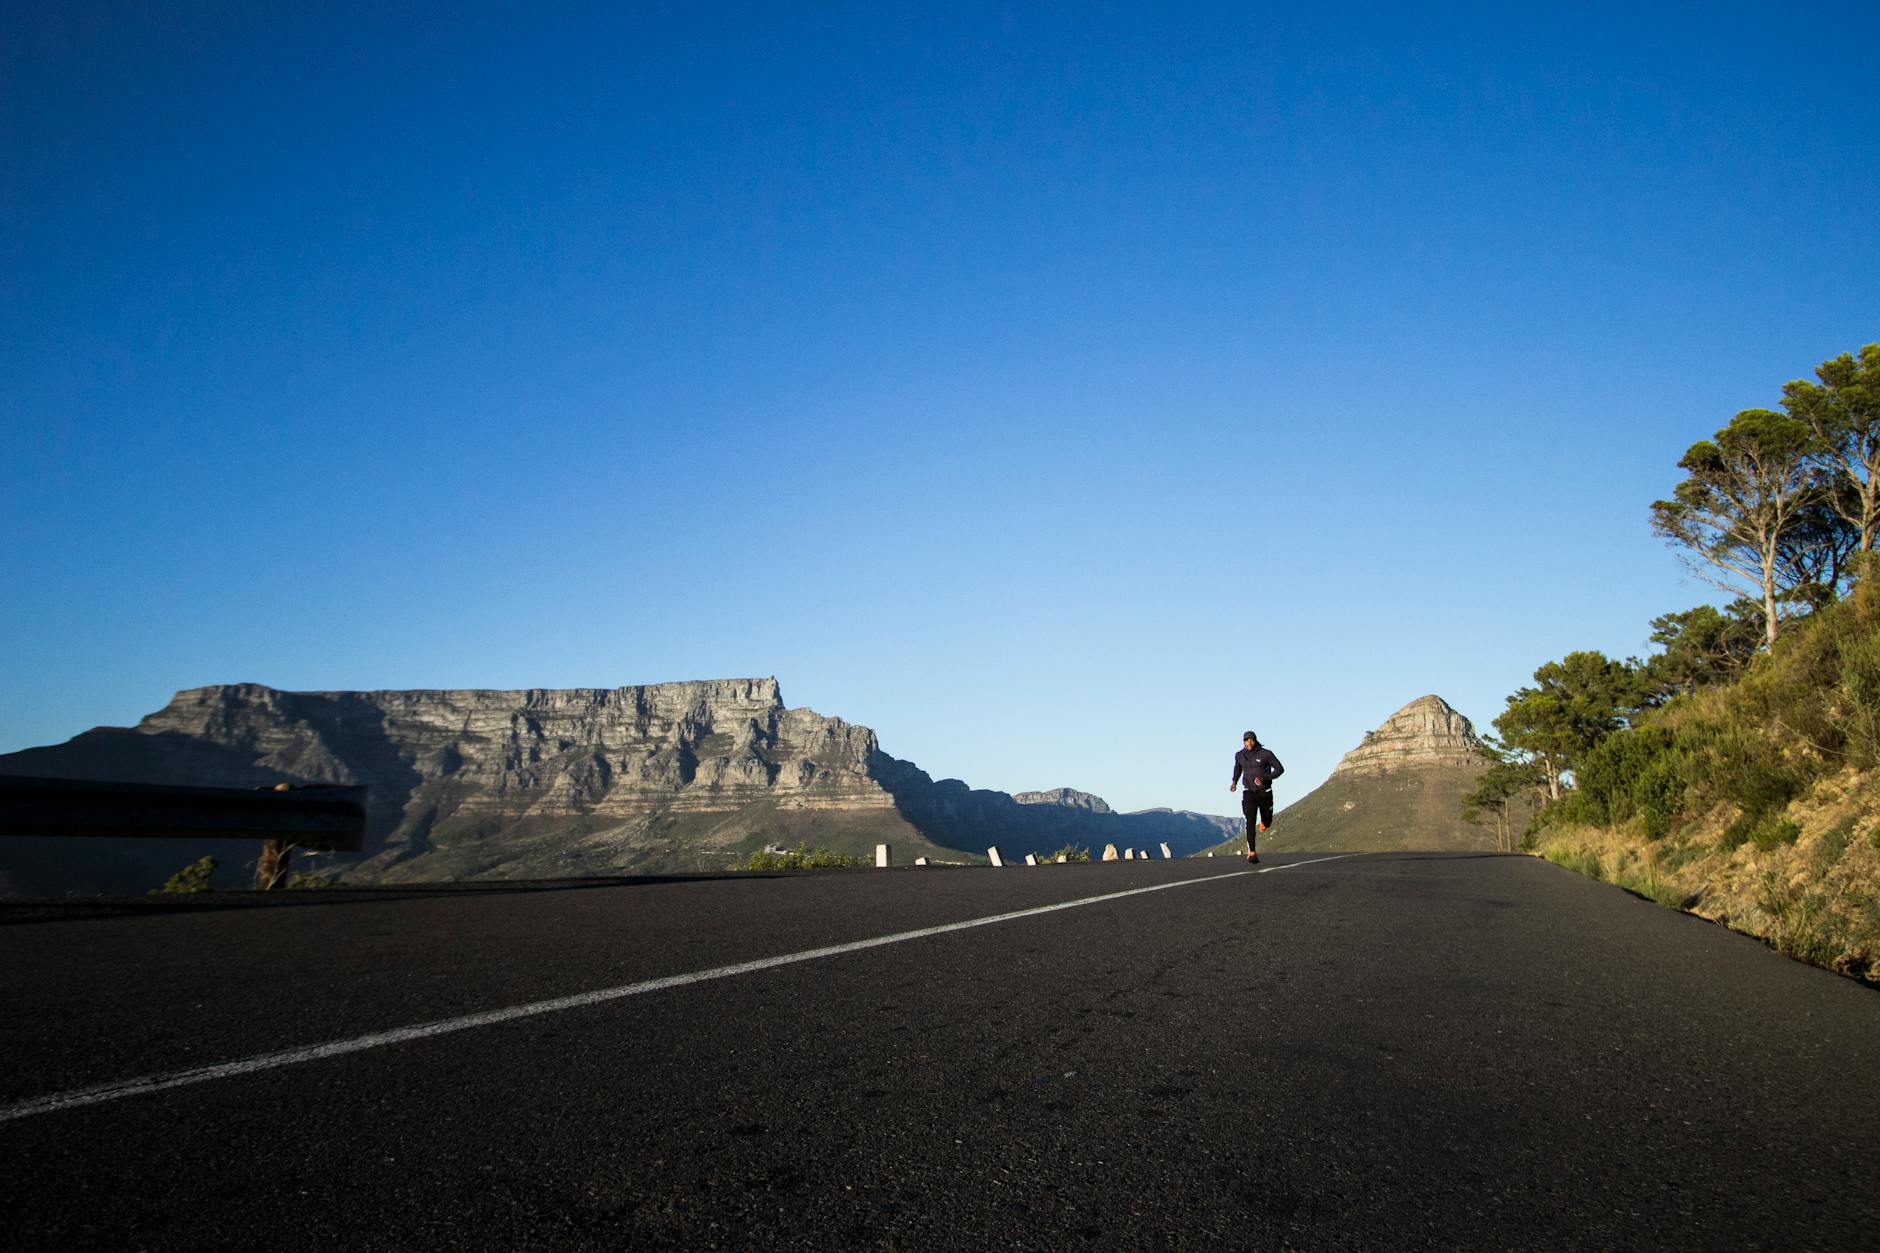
[1650,408,1819,648]
[1639,602,1764,704]
[1785,343,1880,553]
[1460,742,1546,852]
[1492,651,1644,800]
[1775,474,1861,608]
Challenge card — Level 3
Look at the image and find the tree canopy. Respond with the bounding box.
[1785,342,1880,552]
[1639,603,1762,704]
[1492,650,1643,800]
[1650,407,1822,647]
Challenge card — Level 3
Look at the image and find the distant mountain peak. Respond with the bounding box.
[1330,694,1482,780]
[1012,787,1113,814]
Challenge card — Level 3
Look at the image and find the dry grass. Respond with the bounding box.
[1538,767,1880,983]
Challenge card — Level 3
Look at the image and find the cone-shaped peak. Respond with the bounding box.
[1330,695,1482,779]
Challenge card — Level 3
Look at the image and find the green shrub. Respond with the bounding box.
[1723,813,1802,852]
[152,856,217,894]
[1840,630,1880,766]
[1572,725,1689,829]
[1750,819,1802,852]
[744,844,867,870]
[1691,723,1802,817]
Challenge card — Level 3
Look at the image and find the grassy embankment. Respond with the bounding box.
[1534,581,1880,983]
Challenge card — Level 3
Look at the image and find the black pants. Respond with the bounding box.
[1241,788,1273,847]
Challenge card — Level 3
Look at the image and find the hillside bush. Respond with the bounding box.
[1686,722,1804,826]
[1565,724,1688,835]
[152,856,216,894]
[744,844,867,870]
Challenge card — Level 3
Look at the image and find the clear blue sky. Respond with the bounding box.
[3,2,1875,815]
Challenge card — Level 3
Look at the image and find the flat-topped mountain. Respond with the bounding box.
[1212,695,1504,854]
[0,680,1239,895]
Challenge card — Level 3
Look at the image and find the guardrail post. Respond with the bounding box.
[1159,843,1173,859]
[875,843,892,868]
[1024,853,1037,866]
[987,846,1004,867]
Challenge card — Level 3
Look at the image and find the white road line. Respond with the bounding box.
[0,853,1361,1124]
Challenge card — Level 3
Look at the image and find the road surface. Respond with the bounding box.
[3,852,1876,1249]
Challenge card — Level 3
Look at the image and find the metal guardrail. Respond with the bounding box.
[0,776,367,853]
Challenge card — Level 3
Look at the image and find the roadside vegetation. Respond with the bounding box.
[1466,342,1880,983]
[743,844,869,870]
[152,855,218,894]
[151,854,341,893]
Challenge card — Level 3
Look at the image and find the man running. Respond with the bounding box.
[1230,730,1284,864]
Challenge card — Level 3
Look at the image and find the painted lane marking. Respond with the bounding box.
[0,853,1361,1123]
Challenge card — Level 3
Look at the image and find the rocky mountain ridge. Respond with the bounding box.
[1215,695,1501,854]
[1013,787,1113,813]
[0,679,1240,894]
[1328,694,1484,779]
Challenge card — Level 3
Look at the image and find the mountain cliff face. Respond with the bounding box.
[1329,694,1485,778]
[0,680,1236,894]
[1214,695,1501,854]
[1013,788,1113,813]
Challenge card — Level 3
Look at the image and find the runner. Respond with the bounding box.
[1229,730,1284,864]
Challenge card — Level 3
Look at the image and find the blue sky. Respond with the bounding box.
[3,2,1876,815]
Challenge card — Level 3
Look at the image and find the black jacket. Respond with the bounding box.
[1232,745,1284,792]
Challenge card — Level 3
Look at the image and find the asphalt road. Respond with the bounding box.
[3,852,1877,1250]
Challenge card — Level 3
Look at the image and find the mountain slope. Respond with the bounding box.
[1208,695,1504,854]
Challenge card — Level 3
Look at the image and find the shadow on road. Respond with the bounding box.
[0,872,781,925]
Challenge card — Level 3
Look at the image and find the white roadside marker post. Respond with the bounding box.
[1102,844,1119,861]
[987,846,1004,867]
[1123,849,1134,860]
[1024,854,1038,866]
[876,844,892,869]
[914,856,929,866]
[1160,843,1173,859]
[1056,853,1067,864]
